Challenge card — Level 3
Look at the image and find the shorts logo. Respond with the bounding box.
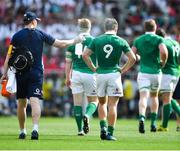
[91,90,97,95]
[34,88,41,95]
[113,88,121,94]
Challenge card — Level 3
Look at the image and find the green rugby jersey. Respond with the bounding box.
[133,33,165,74]
[88,33,131,74]
[66,34,96,73]
[162,38,180,76]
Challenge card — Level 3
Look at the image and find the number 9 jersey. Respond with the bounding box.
[88,33,131,74]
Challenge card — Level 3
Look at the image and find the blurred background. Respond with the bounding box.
[0,0,179,118]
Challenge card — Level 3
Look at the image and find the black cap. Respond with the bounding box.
[23,11,41,22]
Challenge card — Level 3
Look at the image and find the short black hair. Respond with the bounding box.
[156,28,166,37]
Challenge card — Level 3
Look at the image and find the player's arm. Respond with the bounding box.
[131,46,140,61]
[159,43,168,68]
[0,45,13,82]
[82,47,96,72]
[65,51,73,87]
[53,35,85,48]
[121,50,136,74]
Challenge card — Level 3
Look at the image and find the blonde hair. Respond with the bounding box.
[78,18,91,32]
[144,19,157,32]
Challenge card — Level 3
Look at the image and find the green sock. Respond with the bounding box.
[139,114,145,121]
[108,126,114,136]
[74,106,83,132]
[151,112,157,126]
[171,99,180,117]
[85,103,97,118]
[162,103,172,128]
[100,120,107,129]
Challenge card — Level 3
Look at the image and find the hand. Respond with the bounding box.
[160,60,165,68]
[0,74,7,83]
[65,78,71,87]
[74,35,85,44]
[91,66,97,73]
[136,54,140,61]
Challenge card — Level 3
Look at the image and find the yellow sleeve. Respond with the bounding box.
[7,45,13,55]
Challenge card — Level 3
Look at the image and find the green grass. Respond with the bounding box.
[0,117,179,150]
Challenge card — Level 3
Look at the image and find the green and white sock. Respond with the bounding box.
[139,114,145,121]
[85,102,97,118]
[74,106,83,132]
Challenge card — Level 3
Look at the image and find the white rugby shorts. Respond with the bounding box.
[96,72,123,97]
[137,72,162,92]
[160,74,179,93]
[71,70,97,96]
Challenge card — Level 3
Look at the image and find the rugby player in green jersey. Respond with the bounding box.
[83,18,136,140]
[132,19,168,133]
[156,28,180,131]
[65,18,98,136]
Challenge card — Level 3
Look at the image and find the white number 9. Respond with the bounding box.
[103,44,113,58]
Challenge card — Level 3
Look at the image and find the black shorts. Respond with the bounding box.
[16,69,43,99]
[173,78,180,100]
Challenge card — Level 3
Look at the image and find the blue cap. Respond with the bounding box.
[23,11,41,22]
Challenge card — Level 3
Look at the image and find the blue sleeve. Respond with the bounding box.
[10,34,17,46]
[39,30,55,45]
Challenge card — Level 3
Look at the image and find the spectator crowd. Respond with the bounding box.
[0,0,179,118]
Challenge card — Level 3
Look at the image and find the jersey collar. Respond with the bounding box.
[145,31,155,35]
[105,31,116,35]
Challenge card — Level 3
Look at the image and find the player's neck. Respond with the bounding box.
[24,24,36,30]
[145,31,155,34]
[105,30,116,35]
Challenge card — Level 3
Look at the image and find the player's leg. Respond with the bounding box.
[172,78,180,131]
[106,96,119,141]
[96,74,108,139]
[171,99,180,117]
[105,72,122,140]
[137,73,151,133]
[150,91,159,132]
[73,93,84,135]
[98,96,108,140]
[83,73,98,134]
[71,71,84,135]
[138,90,149,133]
[176,112,180,131]
[16,73,28,139]
[158,75,179,131]
[149,73,162,132]
[30,97,41,139]
[158,92,172,131]
[17,98,28,139]
[83,96,98,134]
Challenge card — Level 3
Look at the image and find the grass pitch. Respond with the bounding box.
[0,116,179,150]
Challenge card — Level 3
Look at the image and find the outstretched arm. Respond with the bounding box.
[53,35,84,48]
